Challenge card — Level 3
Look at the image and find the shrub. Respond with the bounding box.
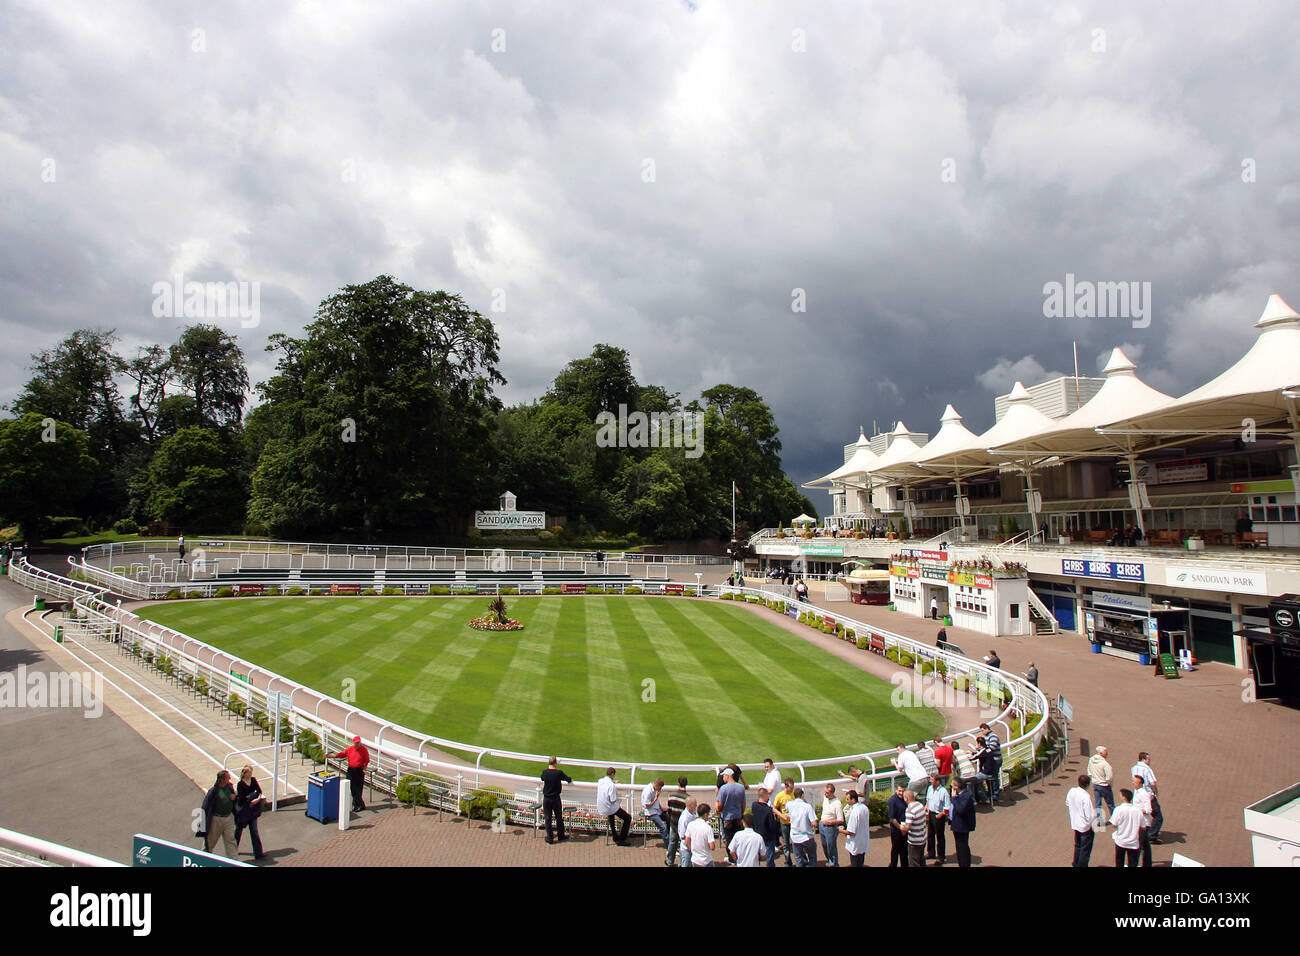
[884,646,900,663]
[310,588,325,596]
[186,590,204,599]
[625,586,643,594]
[264,587,281,597]
[112,517,140,535]
[454,588,476,596]
[396,774,430,808]
[286,587,305,596]
[460,786,511,822]
[195,676,208,696]
[381,586,402,595]
[362,588,378,596]
[898,651,916,668]
[498,587,518,595]
[227,694,246,717]
[155,654,173,676]
[844,628,856,641]
[215,587,233,598]
[164,589,182,600]
[295,728,324,763]
[856,636,869,650]
[45,516,88,538]
[866,791,890,826]
[542,587,561,595]
[720,592,734,600]
[427,586,450,595]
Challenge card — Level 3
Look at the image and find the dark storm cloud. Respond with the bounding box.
[2,1,1296,516]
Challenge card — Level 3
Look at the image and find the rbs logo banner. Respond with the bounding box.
[1062,559,1145,582]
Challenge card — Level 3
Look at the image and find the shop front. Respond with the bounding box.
[1084,590,1191,667]
[1237,594,1300,703]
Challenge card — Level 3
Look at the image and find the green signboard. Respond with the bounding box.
[132,833,250,868]
[800,545,844,556]
[1158,653,1180,679]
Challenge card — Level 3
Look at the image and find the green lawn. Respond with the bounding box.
[137,596,941,770]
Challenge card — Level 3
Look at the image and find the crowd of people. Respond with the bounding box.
[1070,749,1165,867]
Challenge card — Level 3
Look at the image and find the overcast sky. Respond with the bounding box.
[3,0,1297,513]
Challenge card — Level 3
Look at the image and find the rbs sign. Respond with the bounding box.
[1062,558,1144,582]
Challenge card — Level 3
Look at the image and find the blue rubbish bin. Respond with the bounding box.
[1090,643,1102,654]
[307,771,341,823]
[1138,653,1151,666]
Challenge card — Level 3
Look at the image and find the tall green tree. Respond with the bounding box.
[248,276,504,537]
[146,427,246,532]
[170,325,250,430]
[0,414,98,538]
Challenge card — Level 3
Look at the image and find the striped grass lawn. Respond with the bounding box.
[137,596,942,771]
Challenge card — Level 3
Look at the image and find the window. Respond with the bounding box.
[1010,603,1020,619]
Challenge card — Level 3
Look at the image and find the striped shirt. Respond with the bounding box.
[904,801,928,845]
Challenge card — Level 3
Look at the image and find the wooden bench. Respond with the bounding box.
[1237,532,1269,549]
[1086,530,1108,544]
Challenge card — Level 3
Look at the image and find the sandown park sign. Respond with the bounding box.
[474,510,546,530]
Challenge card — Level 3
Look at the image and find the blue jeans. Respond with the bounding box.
[820,827,839,866]
[647,813,670,846]
[989,764,1002,801]
[679,831,693,868]
[781,823,793,866]
[665,824,681,863]
[1093,785,1114,821]
[763,839,778,867]
[792,839,817,867]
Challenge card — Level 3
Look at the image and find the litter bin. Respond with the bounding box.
[307,771,341,824]
[887,603,896,611]
[33,597,45,611]
[943,615,953,626]
[1090,643,1102,654]
[1138,653,1151,666]
[54,626,63,644]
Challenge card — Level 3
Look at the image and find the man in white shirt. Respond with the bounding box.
[893,744,929,792]
[786,787,819,867]
[1110,789,1142,867]
[1131,752,1163,844]
[676,796,698,869]
[727,813,765,867]
[819,783,845,867]
[641,777,668,849]
[596,767,631,845]
[685,803,717,867]
[761,758,783,796]
[930,595,939,619]
[1067,775,1096,868]
[843,789,870,867]
[1130,774,1155,868]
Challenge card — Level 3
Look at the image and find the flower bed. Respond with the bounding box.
[468,617,524,632]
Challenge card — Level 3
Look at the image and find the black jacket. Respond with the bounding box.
[751,801,781,842]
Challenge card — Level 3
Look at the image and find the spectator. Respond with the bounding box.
[916,740,938,778]
[1131,753,1162,844]
[676,797,698,869]
[1111,789,1143,867]
[716,767,747,850]
[930,595,939,619]
[727,812,765,867]
[330,735,370,813]
[685,804,716,867]
[641,777,668,849]
[1023,662,1039,687]
[1086,747,1115,826]
[843,789,870,867]
[893,743,929,793]
[984,649,1002,669]
[540,757,573,845]
[596,767,631,846]
[925,772,951,864]
[663,777,690,865]
[967,737,998,807]
[838,764,870,796]
[751,788,782,867]
[760,758,782,796]
[200,770,238,858]
[819,783,845,867]
[902,789,928,867]
[786,787,819,867]
[773,778,797,866]
[977,723,1003,801]
[1067,775,1096,867]
[936,626,949,649]
[949,777,976,867]
[233,766,266,861]
[932,737,955,783]
[1130,774,1155,867]
[887,783,909,868]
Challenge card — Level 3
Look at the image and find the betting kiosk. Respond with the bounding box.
[1084,591,1191,666]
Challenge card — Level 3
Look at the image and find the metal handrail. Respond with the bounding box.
[0,826,124,868]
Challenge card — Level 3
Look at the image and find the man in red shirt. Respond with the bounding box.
[332,736,371,812]
[932,737,955,783]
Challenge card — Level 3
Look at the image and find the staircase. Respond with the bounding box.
[1026,588,1059,635]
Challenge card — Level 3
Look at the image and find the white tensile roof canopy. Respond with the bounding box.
[804,430,879,489]
[871,405,978,479]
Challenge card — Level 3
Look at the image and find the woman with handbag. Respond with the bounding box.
[234,765,267,860]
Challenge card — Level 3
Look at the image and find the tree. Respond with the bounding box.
[170,325,250,430]
[124,344,174,444]
[544,344,638,422]
[249,276,504,537]
[146,427,246,532]
[0,414,98,538]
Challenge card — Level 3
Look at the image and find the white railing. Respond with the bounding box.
[12,558,1053,817]
[1024,586,1059,635]
[0,826,124,867]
